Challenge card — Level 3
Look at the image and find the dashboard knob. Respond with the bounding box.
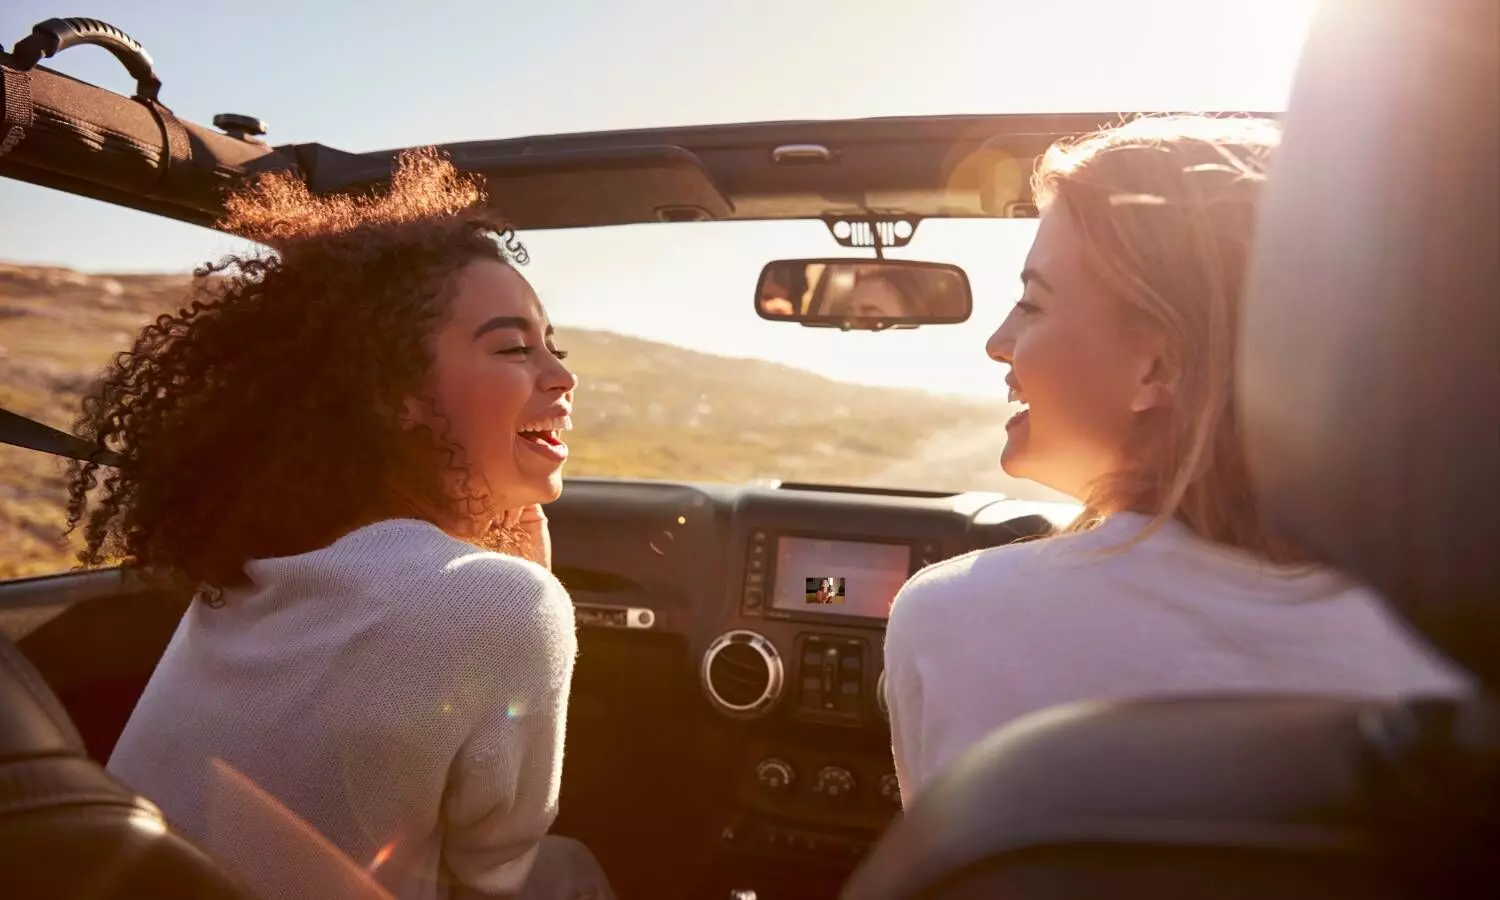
[754,758,796,795]
[879,773,901,806]
[812,765,857,805]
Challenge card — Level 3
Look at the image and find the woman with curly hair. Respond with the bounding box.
[71,149,614,899]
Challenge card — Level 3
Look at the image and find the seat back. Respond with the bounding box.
[843,696,1412,900]
[1238,0,1500,691]
[0,637,253,900]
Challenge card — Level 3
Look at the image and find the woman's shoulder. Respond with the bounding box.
[888,512,1374,632]
[893,525,1123,616]
[309,519,572,628]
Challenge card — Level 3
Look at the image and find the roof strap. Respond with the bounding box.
[0,63,34,160]
[142,95,192,200]
[0,407,119,465]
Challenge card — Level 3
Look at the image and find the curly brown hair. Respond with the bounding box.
[64,148,529,587]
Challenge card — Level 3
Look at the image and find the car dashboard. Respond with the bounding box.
[544,477,1078,887]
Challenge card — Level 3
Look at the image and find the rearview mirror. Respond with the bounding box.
[755,259,972,330]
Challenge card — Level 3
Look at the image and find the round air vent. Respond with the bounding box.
[877,668,889,721]
[702,630,783,718]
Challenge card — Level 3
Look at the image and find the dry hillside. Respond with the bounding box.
[0,262,1041,580]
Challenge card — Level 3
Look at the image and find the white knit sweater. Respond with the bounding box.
[107,519,578,900]
[884,512,1471,806]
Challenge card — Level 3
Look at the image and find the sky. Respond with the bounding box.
[0,0,1322,400]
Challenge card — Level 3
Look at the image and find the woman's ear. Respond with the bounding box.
[1130,334,1176,413]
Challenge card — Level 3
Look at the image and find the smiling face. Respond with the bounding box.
[985,208,1170,501]
[413,259,578,518]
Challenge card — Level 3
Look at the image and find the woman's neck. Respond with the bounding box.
[371,486,492,546]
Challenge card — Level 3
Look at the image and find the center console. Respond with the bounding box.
[700,513,951,863]
[702,526,942,721]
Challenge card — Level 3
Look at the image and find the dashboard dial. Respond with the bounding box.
[753,757,797,795]
[812,765,857,805]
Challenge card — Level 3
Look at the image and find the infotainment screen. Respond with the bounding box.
[770,536,912,619]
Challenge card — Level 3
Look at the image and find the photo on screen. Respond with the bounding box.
[773,538,909,619]
[804,576,846,605]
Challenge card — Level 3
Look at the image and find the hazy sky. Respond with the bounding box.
[0,0,1320,399]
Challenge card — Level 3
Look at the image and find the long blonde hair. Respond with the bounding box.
[1032,115,1305,563]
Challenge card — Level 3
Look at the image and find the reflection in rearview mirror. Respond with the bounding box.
[755,259,972,330]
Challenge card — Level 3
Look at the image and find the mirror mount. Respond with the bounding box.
[820,215,922,259]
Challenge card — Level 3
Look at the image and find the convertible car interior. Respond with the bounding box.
[0,2,1495,898]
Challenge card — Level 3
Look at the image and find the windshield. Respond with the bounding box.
[518,218,1059,498]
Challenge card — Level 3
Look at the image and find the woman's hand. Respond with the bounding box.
[498,503,552,570]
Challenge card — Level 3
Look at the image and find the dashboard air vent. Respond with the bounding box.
[702,630,783,719]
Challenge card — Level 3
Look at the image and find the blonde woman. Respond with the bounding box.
[882,116,1470,806]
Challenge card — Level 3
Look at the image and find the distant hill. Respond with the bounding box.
[0,262,1056,579]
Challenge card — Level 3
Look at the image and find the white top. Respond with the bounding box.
[107,519,577,900]
[883,512,1471,806]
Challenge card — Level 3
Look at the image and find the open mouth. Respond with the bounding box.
[1006,383,1030,429]
[517,414,572,460]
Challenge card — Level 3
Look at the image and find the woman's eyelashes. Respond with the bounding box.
[494,345,570,360]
